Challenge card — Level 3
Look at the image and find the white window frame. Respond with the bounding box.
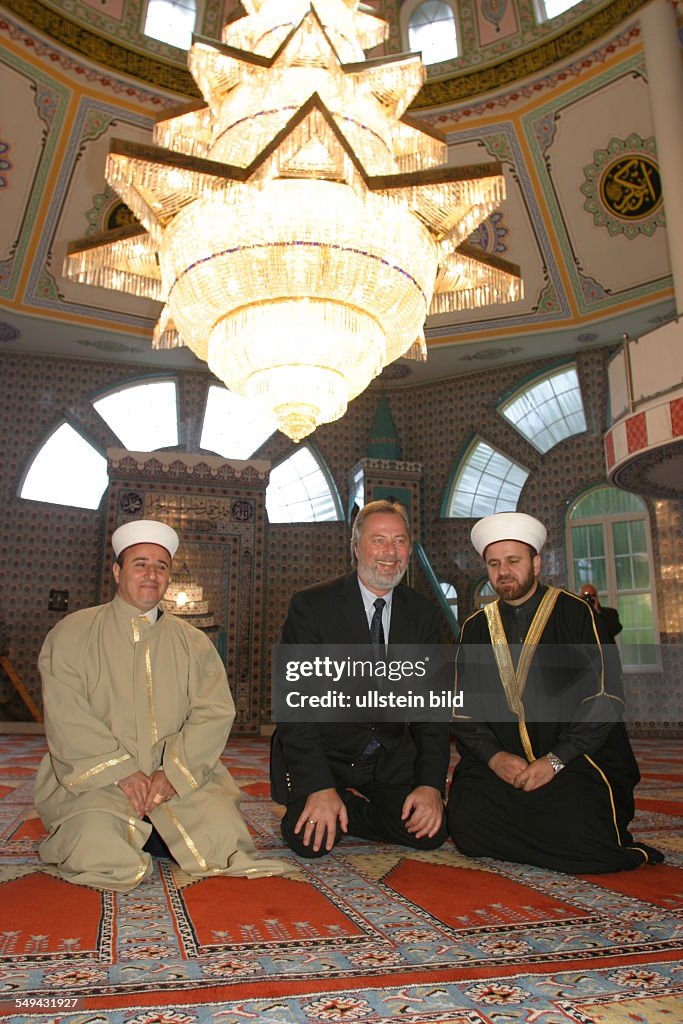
[399,0,460,65]
[92,377,180,453]
[199,384,276,460]
[266,444,343,524]
[498,363,587,454]
[534,0,583,24]
[143,0,198,50]
[19,421,109,510]
[439,580,458,621]
[566,486,661,672]
[473,578,497,609]
[443,437,530,519]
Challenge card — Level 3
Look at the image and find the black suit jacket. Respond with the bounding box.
[270,572,450,803]
[597,604,622,643]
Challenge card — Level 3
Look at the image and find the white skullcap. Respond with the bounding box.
[111,520,179,559]
[471,512,547,558]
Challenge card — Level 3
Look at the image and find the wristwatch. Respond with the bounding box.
[546,751,565,774]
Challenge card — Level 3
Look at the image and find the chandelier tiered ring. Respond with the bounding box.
[65,0,522,441]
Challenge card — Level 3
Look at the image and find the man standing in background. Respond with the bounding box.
[579,583,623,643]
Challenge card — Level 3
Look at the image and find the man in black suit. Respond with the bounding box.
[578,584,623,644]
[271,500,450,858]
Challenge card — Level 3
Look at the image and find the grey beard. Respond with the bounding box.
[360,562,406,592]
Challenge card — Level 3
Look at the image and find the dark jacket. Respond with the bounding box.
[270,572,450,803]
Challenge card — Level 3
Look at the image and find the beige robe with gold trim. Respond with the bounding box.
[34,595,289,890]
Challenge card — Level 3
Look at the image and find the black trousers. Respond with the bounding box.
[142,818,174,860]
[280,759,447,859]
[447,760,663,873]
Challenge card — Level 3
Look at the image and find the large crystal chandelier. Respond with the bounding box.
[65,0,522,441]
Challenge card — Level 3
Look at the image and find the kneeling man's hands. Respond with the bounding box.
[117,770,151,818]
[488,751,528,785]
[295,788,348,853]
[117,769,178,818]
[144,769,177,815]
[488,751,556,791]
[402,785,443,838]
[512,757,555,791]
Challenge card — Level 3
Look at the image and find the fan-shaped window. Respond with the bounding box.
[537,0,582,21]
[499,365,587,453]
[407,1,459,65]
[93,380,179,451]
[20,423,108,510]
[144,0,196,49]
[444,439,530,518]
[567,486,658,669]
[266,446,342,523]
[200,385,276,459]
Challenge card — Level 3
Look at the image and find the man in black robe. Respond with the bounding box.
[447,512,662,873]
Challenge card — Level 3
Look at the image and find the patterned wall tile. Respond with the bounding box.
[0,349,680,733]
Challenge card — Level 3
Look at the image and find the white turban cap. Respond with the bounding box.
[111,520,179,559]
[471,512,547,558]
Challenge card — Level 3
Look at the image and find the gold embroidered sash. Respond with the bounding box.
[484,587,561,763]
[132,614,158,746]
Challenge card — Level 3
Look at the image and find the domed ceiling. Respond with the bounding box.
[0,0,679,385]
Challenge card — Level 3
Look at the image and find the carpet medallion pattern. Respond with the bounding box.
[0,737,681,1023]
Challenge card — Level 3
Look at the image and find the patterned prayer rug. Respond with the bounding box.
[0,736,681,1024]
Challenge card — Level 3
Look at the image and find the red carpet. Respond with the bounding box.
[0,735,681,1023]
[580,862,683,909]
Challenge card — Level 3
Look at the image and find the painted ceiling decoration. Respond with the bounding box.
[581,134,664,238]
[0,0,677,397]
[2,0,651,101]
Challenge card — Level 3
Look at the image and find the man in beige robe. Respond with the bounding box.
[34,519,289,891]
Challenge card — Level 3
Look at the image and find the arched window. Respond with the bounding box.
[200,385,276,459]
[266,445,342,523]
[20,423,108,510]
[93,380,179,451]
[144,0,197,49]
[536,0,582,22]
[443,438,530,518]
[347,463,365,524]
[499,364,586,453]
[405,1,459,65]
[440,581,458,622]
[473,578,497,609]
[567,486,659,669]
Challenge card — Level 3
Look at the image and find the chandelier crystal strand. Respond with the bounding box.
[63,0,522,442]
